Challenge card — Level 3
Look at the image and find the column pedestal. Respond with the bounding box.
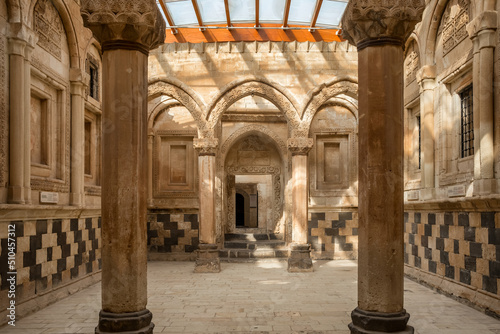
[194,244,221,273]
[96,310,154,334]
[288,243,313,272]
[349,308,413,334]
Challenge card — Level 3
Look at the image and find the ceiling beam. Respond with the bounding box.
[191,0,205,31]
[310,0,323,31]
[224,0,232,27]
[255,0,259,27]
[283,0,291,27]
[158,0,178,34]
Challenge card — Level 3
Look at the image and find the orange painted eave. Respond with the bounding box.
[163,24,345,43]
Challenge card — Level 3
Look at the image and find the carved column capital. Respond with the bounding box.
[340,0,425,50]
[416,65,436,91]
[194,138,219,156]
[80,0,166,55]
[287,138,313,156]
[467,11,497,50]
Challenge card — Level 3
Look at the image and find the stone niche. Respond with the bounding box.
[224,134,284,234]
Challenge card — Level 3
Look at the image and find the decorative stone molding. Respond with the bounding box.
[340,0,425,50]
[467,11,498,49]
[438,0,470,56]
[287,138,313,155]
[34,0,64,60]
[80,0,165,54]
[193,138,218,156]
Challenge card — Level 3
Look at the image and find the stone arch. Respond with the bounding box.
[219,124,288,163]
[148,79,207,136]
[422,0,477,65]
[147,100,184,131]
[300,77,358,136]
[206,78,301,132]
[29,0,81,69]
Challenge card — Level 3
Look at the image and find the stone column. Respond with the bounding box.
[467,11,497,195]
[147,132,154,205]
[287,137,313,273]
[193,137,221,273]
[23,43,34,204]
[70,69,86,207]
[416,65,436,194]
[81,1,165,333]
[341,2,424,333]
[8,37,26,204]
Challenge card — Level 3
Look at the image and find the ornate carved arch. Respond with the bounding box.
[300,78,358,136]
[30,0,80,68]
[206,79,301,132]
[148,79,208,136]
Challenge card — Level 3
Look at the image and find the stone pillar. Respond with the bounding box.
[416,65,436,193]
[341,1,424,333]
[8,37,26,204]
[70,69,86,207]
[287,137,313,273]
[23,43,33,204]
[193,137,221,273]
[147,133,154,205]
[81,1,165,333]
[467,11,497,195]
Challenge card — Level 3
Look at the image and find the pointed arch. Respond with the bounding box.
[206,78,301,131]
[300,77,358,134]
[6,0,22,23]
[29,0,81,68]
[148,78,207,136]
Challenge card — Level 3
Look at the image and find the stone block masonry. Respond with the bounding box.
[0,217,101,325]
[404,211,500,316]
[147,212,199,261]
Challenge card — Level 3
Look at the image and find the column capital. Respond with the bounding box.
[340,0,425,50]
[8,22,37,48]
[287,137,313,156]
[417,65,436,91]
[81,0,166,55]
[467,11,497,39]
[194,138,219,156]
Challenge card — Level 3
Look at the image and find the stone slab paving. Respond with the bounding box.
[1,260,500,333]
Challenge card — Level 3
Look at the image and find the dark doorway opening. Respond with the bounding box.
[236,193,245,227]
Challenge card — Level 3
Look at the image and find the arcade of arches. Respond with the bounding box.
[0,0,500,333]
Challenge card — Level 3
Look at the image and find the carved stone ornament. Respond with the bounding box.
[340,0,425,50]
[287,138,313,155]
[194,138,219,156]
[80,0,166,55]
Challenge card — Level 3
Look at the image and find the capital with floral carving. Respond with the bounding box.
[287,138,313,156]
[340,0,425,50]
[194,138,219,156]
[81,0,165,55]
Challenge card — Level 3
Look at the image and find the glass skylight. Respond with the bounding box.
[165,0,198,26]
[228,0,256,22]
[316,0,347,27]
[197,0,227,24]
[259,0,286,23]
[288,0,316,25]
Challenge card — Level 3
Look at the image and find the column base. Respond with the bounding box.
[95,309,154,334]
[287,243,313,272]
[348,307,413,334]
[194,243,221,273]
[8,186,24,204]
[70,192,83,206]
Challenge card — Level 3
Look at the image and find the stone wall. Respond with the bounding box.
[0,215,101,325]
[404,210,500,316]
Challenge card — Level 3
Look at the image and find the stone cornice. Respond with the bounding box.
[194,138,219,156]
[340,0,425,50]
[287,138,313,156]
[80,0,166,55]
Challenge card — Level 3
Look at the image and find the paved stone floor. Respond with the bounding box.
[1,260,500,333]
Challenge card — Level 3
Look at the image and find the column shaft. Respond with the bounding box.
[70,81,85,206]
[291,154,308,244]
[101,49,149,314]
[8,39,25,204]
[198,154,216,244]
[147,134,154,205]
[419,79,435,189]
[357,45,404,313]
[478,43,494,179]
[23,45,32,203]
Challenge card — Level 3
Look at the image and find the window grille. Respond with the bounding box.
[416,115,421,169]
[89,63,99,101]
[460,85,473,158]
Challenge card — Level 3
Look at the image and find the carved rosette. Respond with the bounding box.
[194,138,219,156]
[287,138,313,156]
[81,0,166,54]
[341,0,425,50]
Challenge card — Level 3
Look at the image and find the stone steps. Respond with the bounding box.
[220,233,288,262]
